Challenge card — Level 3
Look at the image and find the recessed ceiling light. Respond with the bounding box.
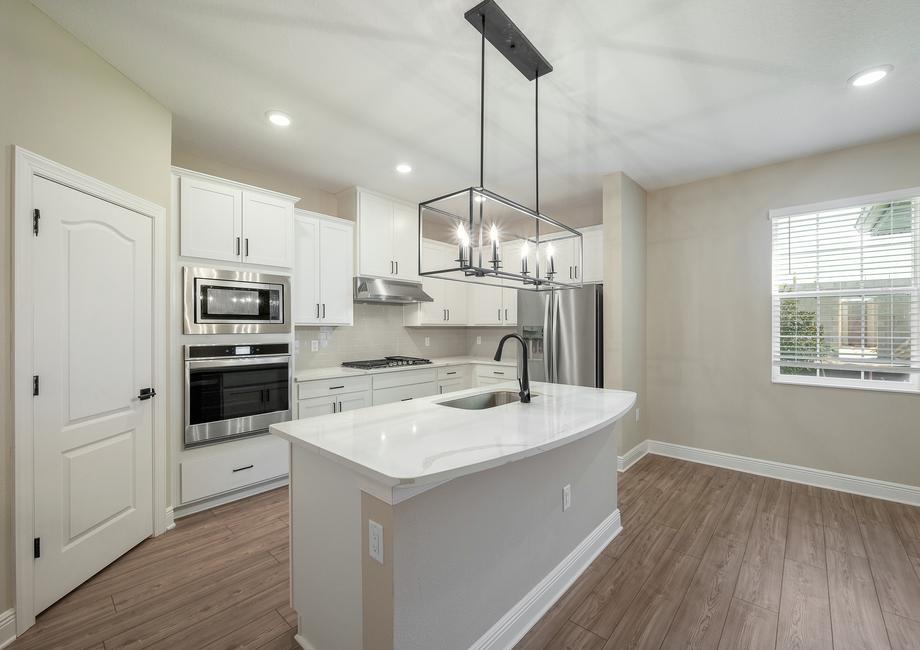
[396,163,412,174]
[266,110,291,127]
[848,65,893,87]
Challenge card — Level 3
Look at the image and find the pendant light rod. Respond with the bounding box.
[535,71,539,216]
[480,12,485,189]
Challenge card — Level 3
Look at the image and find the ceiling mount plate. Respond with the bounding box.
[464,0,553,81]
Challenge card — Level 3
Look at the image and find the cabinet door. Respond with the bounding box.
[499,240,521,326]
[392,202,419,281]
[544,238,576,282]
[580,228,603,282]
[297,396,337,418]
[445,279,468,325]
[320,220,354,325]
[418,241,448,324]
[372,381,438,406]
[438,377,465,394]
[293,215,321,324]
[501,287,518,325]
[241,190,293,268]
[358,191,394,277]
[337,391,371,412]
[467,281,503,326]
[180,176,242,262]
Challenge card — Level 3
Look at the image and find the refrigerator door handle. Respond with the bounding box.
[543,291,553,383]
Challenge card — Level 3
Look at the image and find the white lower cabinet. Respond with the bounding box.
[180,435,289,504]
[438,377,465,394]
[374,381,438,405]
[474,364,517,386]
[296,376,372,416]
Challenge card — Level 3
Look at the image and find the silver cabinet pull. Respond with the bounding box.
[446,371,457,375]
[329,385,345,390]
[390,260,394,274]
[338,401,342,412]
[498,308,501,320]
[447,309,450,321]
[316,303,320,318]
[395,260,399,275]
[245,238,250,257]
[505,308,509,321]
[235,237,241,256]
[494,371,505,375]
[332,401,337,413]
[574,265,578,278]
[232,464,253,473]
[322,303,326,318]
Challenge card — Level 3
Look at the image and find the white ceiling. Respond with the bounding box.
[35,0,920,225]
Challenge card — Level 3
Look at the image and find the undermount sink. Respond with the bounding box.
[437,390,533,410]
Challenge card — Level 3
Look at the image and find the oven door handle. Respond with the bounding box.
[186,355,292,370]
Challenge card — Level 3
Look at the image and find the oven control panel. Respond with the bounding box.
[185,343,290,359]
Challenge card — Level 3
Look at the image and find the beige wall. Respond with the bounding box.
[646,133,920,488]
[603,172,647,454]
[171,147,338,216]
[0,0,172,614]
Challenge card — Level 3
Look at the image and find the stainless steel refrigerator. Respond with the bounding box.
[517,284,603,388]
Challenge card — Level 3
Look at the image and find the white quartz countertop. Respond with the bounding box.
[293,356,517,382]
[271,382,637,499]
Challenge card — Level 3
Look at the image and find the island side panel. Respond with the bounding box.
[290,447,364,650]
[361,492,394,650]
[390,422,621,650]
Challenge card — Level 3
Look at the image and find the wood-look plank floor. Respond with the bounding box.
[517,455,920,650]
[9,488,298,650]
[10,455,920,649]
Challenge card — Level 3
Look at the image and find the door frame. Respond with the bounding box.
[12,146,169,633]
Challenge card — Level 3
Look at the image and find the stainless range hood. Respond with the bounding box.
[353,276,433,304]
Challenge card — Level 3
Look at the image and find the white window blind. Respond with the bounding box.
[771,191,920,391]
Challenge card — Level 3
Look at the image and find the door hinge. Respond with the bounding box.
[32,375,39,396]
[33,537,41,559]
[33,209,40,236]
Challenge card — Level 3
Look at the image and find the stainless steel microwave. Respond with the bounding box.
[184,267,291,334]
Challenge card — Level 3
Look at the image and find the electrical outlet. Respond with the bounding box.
[310,340,319,352]
[562,484,572,511]
[368,519,384,564]
[476,336,482,345]
[424,336,430,347]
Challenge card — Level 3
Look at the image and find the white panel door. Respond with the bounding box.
[32,176,154,613]
[501,287,518,325]
[179,175,241,262]
[242,190,293,268]
[293,215,321,324]
[319,220,354,325]
[358,191,394,277]
[392,202,419,280]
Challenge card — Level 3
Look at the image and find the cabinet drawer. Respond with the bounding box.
[297,375,371,400]
[437,377,466,395]
[475,364,515,379]
[437,365,469,380]
[180,436,288,504]
[372,367,437,389]
[373,381,438,406]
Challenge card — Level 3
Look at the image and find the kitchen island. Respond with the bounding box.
[271,381,636,650]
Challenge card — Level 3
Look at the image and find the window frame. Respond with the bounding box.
[769,187,920,394]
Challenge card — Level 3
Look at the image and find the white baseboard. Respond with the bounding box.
[294,632,315,649]
[0,609,16,650]
[618,440,649,472]
[647,440,920,507]
[470,509,622,650]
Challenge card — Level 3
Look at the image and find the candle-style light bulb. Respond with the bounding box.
[546,243,555,276]
[521,242,529,274]
[457,223,469,266]
[490,224,500,269]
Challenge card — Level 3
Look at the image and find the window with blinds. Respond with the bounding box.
[771,190,920,392]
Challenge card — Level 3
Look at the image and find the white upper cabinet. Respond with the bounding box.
[579,227,603,282]
[241,190,293,268]
[176,169,296,269]
[179,175,242,263]
[293,211,354,326]
[405,240,468,326]
[339,188,419,281]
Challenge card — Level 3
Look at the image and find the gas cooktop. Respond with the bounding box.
[342,356,432,370]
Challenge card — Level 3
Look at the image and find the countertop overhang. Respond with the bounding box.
[271,382,637,504]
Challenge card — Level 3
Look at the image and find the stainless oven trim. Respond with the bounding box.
[183,266,291,334]
[184,352,293,448]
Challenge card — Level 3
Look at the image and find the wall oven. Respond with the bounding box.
[184,267,290,334]
[185,343,291,447]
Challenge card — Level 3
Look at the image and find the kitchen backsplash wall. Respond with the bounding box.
[294,303,516,370]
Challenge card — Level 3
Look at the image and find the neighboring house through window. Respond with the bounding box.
[770,189,920,392]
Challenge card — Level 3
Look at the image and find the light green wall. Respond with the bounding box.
[0,0,172,613]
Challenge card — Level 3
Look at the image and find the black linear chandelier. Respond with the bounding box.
[418,0,583,291]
